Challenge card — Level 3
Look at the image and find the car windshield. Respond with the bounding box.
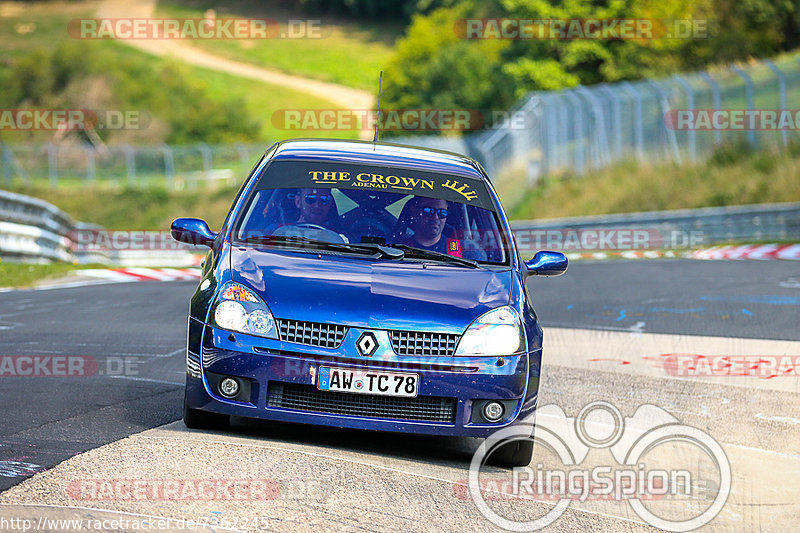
[231,160,510,265]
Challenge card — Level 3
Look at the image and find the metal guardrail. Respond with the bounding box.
[0,189,75,262]
[510,202,800,252]
[0,188,207,265]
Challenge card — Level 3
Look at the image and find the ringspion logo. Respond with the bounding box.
[469,401,730,531]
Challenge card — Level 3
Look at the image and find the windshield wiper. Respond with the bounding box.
[242,235,405,259]
[386,243,482,269]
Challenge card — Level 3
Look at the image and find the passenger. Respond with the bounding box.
[402,197,486,261]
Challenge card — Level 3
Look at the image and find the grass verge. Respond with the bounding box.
[155,0,399,91]
[0,261,101,289]
[0,2,355,144]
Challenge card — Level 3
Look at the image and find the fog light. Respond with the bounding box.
[219,377,240,398]
[483,401,505,422]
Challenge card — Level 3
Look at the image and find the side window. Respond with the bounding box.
[235,190,271,238]
[469,207,506,263]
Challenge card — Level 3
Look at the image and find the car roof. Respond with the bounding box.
[268,139,487,181]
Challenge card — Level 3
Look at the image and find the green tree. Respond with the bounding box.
[381,5,512,135]
[382,0,800,136]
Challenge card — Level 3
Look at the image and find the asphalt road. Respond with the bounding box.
[0,282,193,491]
[530,259,800,340]
[0,259,798,531]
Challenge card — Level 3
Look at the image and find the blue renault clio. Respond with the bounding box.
[172,139,567,466]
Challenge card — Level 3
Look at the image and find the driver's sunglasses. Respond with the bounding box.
[303,193,332,205]
[420,207,448,219]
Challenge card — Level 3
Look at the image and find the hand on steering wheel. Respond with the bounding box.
[292,223,329,232]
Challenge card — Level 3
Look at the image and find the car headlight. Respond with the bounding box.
[454,306,525,356]
[212,282,278,339]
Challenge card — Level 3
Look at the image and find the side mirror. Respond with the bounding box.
[171,218,217,247]
[525,251,568,277]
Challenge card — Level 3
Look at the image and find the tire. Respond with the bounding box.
[486,438,534,468]
[183,397,229,430]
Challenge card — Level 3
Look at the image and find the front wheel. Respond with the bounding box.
[183,396,229,430]
[486,438,534,468]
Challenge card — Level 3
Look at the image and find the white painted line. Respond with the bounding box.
[79,269,140,281]
[755,413,800,425]
[104,375,183,386]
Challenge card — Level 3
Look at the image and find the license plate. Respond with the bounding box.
[317,366,419,397]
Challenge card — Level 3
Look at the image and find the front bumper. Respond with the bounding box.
[186,321,540,438]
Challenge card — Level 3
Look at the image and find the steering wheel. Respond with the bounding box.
[272,223,348,243]
[292,223,329,232]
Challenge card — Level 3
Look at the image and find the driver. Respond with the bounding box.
[294,188,339,230]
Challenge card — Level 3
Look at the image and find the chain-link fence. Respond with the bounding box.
[1,143,267,189]
[396,55,800,183]
[3,56,800,188]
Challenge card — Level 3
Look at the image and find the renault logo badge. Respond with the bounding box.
[356,332,378,357]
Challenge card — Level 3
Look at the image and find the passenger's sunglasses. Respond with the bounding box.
[420,207,448,219]
[303,194,332,205]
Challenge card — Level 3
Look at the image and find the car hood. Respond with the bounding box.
[230,247,513,333]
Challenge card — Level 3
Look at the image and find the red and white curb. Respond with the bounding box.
[689,243,800,260]
[565,250,681,261]
[79,267,202,282]
[0,268,202,292]
[565,243,800,261]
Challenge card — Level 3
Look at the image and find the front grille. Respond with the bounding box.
[267,382,457,423]
[389,330,460,356]
[277,319,348,349]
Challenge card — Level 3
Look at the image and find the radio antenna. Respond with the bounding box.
[373,71,383,144]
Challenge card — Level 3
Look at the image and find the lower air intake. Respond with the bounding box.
[267,382,457,423]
